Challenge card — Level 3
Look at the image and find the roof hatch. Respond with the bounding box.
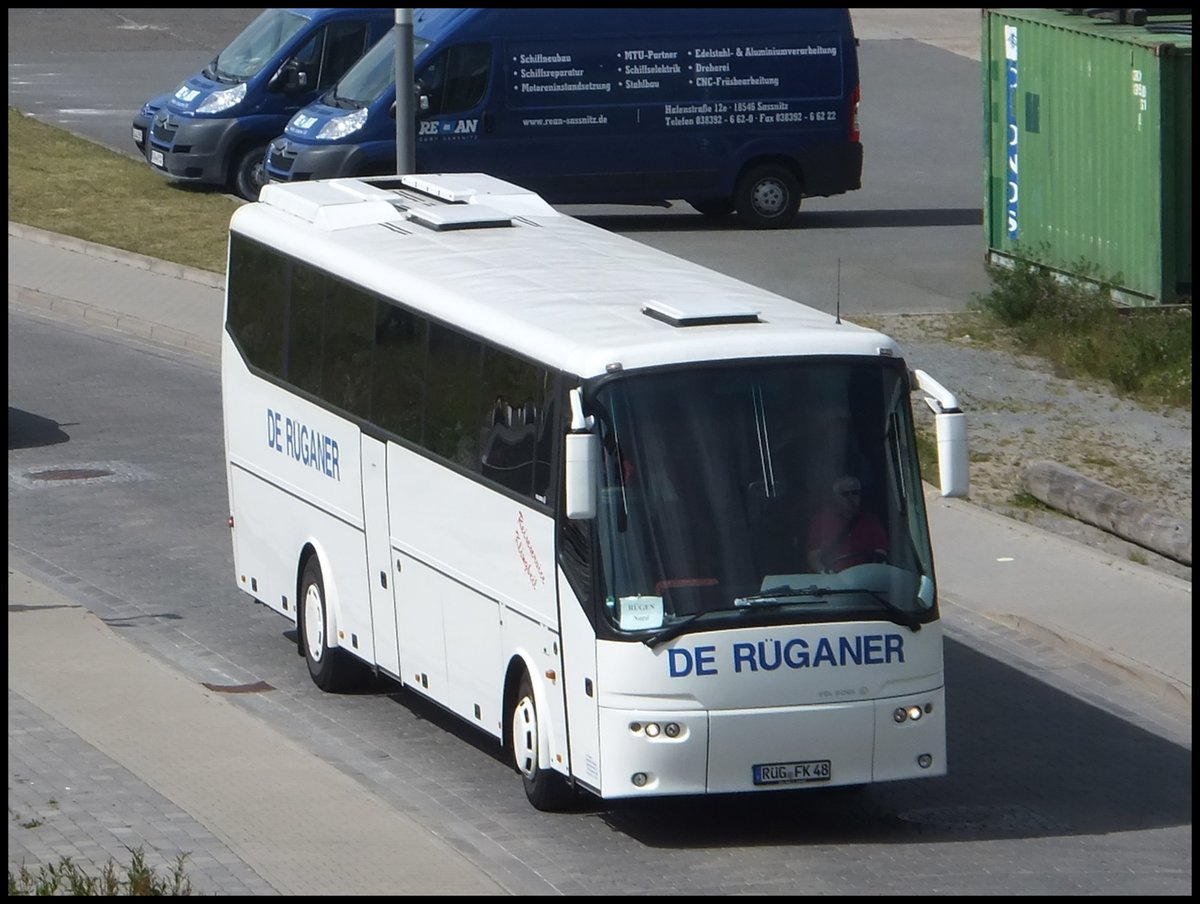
[405,204,513,231]
[641,298,761,327]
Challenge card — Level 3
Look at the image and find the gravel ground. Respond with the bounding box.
[862,312,1193,583]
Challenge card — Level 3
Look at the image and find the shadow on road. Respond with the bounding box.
[8,406,71,449]
[575,206,983,234]
[597,637,1190,846]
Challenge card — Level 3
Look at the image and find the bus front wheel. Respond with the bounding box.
[299,556,360,692]
[511,672,574,811]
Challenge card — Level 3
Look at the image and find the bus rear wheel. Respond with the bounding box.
[299,556,360,692]
[511,672,574,811]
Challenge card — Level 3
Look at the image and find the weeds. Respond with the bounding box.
[971,247,1191,410]
[7,846,194,896]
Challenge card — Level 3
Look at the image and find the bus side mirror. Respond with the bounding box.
[932,409,968,497]
[565,386,598,519]
[912,368,969,498]
[565,433,599,520]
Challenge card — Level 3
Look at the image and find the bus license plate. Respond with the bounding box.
[150,150,164,168]
[753,760,831,786]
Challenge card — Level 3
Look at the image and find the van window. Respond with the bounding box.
[321,21,372,89]
[329,28,434,108]
[421,43,492,114]
[289,21,372,92]
[216,8,308,81]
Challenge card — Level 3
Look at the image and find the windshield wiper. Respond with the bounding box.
[849,586,925,630]
[738,584,925,630]
[734,585,850,606]
[642,609,741,649]
[643,584,924,648]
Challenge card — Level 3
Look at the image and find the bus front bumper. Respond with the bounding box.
[596,688,945,799]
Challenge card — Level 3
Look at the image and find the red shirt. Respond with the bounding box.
[806,509,888,571]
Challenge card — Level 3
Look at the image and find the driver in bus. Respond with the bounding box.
[805,475,888,573]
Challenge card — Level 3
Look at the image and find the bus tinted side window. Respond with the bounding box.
[228,236,287,377]
[371,303,427,442]
[480,347,545,496]
[426,322,482,470]
[287,262,325,397]
[322,279,376,418]
[227,237,557,509]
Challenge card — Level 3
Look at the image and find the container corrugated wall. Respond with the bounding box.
[982,9,1191,305]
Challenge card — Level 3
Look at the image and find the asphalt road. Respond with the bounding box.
[6,7,991,315]
[8,305,1191,894]
[11,10,1190,893]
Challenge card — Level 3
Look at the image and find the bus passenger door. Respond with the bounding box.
[362,435,400,676]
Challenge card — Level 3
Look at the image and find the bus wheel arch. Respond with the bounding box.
[734,159,803,229]
[504,660,574,811]
[297,548,361,692]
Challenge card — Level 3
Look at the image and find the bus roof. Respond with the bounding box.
[232,174,902,379]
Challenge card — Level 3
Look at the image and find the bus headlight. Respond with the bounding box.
[894,704,930,723]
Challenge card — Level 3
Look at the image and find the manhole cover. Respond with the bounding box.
[9,461,153,489]
[201,680,275,694]
[26,468,114,481]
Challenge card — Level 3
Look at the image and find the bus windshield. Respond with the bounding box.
[591,359,937,637]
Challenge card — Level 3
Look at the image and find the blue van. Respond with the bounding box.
[264,8,862,228]
[132,8,393,201]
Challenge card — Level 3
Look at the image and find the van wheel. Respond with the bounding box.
[735,163,801,229]
[299,557,360,692]
[510,672,574,811]
[688,198,734,217]
[232,145,268,201]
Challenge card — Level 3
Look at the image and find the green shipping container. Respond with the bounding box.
[983,9,1191,305]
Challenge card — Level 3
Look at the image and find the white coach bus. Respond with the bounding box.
[221,173,968,810]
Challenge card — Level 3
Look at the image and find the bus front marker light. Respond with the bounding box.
[906,705,923,721]
[629,721,642,734]
[664,722,681,738]
[893,707,907,723]
[631,772,648,787]
[645,722,661,737]
[917,754,933,769]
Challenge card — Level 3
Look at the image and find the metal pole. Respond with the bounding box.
[394,8,415,174]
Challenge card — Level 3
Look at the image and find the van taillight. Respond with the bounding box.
[849,85,861,144]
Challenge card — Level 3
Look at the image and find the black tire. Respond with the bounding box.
[510,672,574,811]
[734,163,801,229]
[232,144,268,201]
[299,556,360,692]
[687,198,734,217]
